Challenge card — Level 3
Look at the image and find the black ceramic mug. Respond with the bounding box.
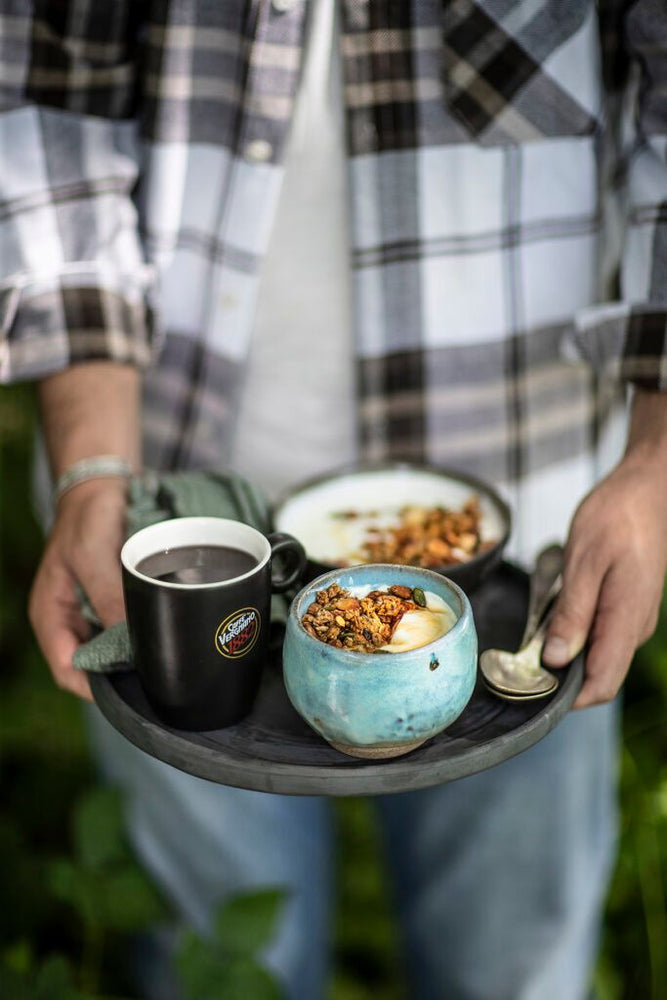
[120,516,306,730]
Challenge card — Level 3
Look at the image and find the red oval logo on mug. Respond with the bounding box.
[215,607,261,659]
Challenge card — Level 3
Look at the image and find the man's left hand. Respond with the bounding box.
[543,440,667,708]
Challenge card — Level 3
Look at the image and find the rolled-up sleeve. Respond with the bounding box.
[615,0,667,390]
[0,2,155,383]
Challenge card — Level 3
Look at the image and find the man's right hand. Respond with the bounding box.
[28,479,128,701]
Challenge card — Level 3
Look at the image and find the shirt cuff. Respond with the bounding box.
[573,302,667,391]
[621,309,667,390]
[0,272,157,383]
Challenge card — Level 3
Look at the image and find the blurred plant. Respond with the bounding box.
[0,947,92,1000]
[0,783,288,1000]
[332,799,404,1000]
[594,604,667,1000]
[0,788,285,1000]
[47,787,166,995]
[176,889,287,1000]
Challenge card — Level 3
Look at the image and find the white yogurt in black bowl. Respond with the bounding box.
[273,462,511,594]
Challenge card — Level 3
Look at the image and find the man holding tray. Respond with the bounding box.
[2,1,666,998]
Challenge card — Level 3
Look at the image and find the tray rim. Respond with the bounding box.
[89,658,583,798]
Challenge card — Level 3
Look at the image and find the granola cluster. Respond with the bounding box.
[352,496,487,568]
[301,582,426,653]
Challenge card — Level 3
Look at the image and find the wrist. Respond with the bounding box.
[623,390,667,471]
[55,479,128,527]
[58,474,128,503]
[55,471,130,516]
[52,455,133,508]
[625,389,667,447]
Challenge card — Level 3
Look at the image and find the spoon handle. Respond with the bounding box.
[523,611,554,656]
[520,544,564,648]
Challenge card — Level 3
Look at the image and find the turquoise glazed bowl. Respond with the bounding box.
[283,564,478,759]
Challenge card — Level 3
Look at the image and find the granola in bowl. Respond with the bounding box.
[339,496,492,569]
[301,581,456,654]
[273,464,511,592]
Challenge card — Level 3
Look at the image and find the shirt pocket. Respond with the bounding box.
[19,2,143,120]
[441,0,603,146]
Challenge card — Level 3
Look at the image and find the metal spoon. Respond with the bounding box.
[482,682,558,702]
[479,544,564,698]
[519,543,564,647]
[480,615,558,696]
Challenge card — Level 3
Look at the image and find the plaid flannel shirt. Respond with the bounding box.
[1,1,666,556]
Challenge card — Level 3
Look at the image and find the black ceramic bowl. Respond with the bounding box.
[272,463,511,594]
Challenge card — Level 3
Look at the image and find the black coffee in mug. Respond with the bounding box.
[121,517,306,731]
[137,544,258,585]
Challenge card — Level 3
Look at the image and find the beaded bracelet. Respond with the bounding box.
[52,455,132,507]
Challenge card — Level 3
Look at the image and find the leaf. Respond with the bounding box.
[213,888,288,957]
[214,956,285,1000]
[73,788,127,870]
[176,930,228,1000]
[50,855,165,934]
[0,956,85,1000]
[1,940,33,975]
[99,866,166,931]
[48,860,79,905]
[34,955,79,999]
[47,861,99,930]
[48,860,90,909]
[0,963,32,1000]
[176,938,285,1000]
[176,892,288,1000]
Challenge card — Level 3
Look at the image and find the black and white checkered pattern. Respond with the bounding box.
[1,0,665,561]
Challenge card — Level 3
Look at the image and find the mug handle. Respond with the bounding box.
[267,532,307,593]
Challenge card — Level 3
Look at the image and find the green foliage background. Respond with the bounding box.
[1,384,666,999]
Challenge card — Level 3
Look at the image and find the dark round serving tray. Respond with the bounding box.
[90,563,583,797]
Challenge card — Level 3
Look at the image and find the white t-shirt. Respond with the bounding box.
[230,0,357,501]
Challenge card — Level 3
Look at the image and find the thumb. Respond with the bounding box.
[542,553,603,668]
[71,548,126,630]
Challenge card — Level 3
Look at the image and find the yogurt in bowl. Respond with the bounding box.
[283,564,478,759]
[273,462,512,593]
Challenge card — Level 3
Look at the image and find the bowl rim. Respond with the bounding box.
[288,563,473,664]
[272,460,511,573]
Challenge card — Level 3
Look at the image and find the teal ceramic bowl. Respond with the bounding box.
[283,564,478,759]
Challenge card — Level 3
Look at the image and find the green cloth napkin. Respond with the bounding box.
[73,470,278,674]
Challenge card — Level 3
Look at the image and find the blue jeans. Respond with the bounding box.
[88,702,618,1000]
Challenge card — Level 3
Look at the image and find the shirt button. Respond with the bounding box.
[244,139,273,163]
[272,0,298,11]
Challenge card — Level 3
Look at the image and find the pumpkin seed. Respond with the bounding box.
[412,586,427,607]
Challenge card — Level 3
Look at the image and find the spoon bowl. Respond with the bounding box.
[482,681,558,702]
[479,543,563,700]
[480,624,558,696]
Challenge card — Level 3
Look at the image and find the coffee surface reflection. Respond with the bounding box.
[136,544,258,585]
